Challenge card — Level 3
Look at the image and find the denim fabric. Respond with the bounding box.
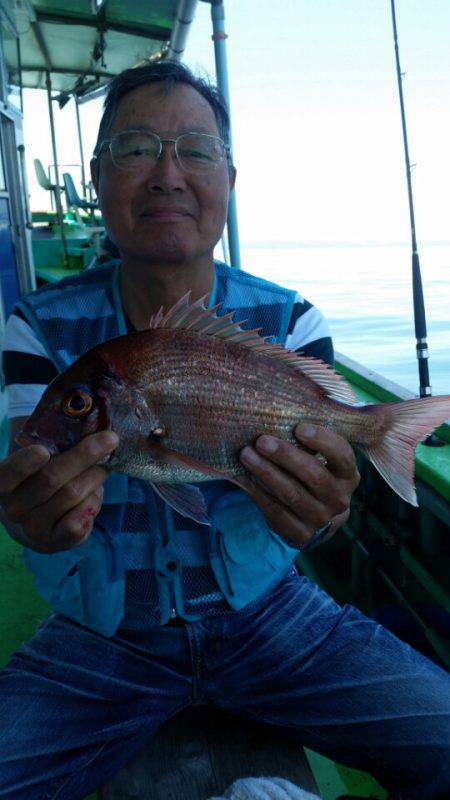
[1,569,449,800]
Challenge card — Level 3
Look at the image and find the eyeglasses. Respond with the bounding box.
[99,130,230,174]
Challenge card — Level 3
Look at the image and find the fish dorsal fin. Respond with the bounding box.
[148,292,356,403]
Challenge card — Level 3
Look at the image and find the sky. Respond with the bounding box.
[22,0,450,246]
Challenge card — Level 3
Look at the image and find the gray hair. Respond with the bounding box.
[92,60,231,161]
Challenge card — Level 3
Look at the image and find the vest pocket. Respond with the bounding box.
[210,488,294,568]
[24,548,86,624]
[24,528,125,637]
[208,488,297,612]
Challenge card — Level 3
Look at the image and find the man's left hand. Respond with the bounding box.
[239,423,360,550]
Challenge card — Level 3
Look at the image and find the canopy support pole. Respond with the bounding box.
[209,0,241,268]
[75,98,87,198]
[167,0,198,61]
[45,71,69,267]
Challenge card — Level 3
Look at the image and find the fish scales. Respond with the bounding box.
[19,294,450,512]
[106,328,383,479]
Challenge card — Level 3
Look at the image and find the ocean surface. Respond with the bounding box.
[238,243,450,397]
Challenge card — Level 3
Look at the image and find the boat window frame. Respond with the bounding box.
[0,10,23,113]
[0,104,35,296]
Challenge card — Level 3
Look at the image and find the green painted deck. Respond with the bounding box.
[33,233,97,278]
[0,525,50,666]
[35,265,84,283]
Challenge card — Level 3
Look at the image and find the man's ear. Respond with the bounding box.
[90,158,99,195]
[229,165,237,191]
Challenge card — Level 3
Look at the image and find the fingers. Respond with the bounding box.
[239,425,360,551]
[239,475,320,549]
[240,443,332,526]
[0,430,118,554]
[4,431,118,518]
[35,486,105,553]
[242,434,350,512]
[0,445,50,495]
[295,423,359,484]
[18,465,107,536]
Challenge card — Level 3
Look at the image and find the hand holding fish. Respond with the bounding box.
[17,293,450,534]
[0,430,118,553]
[240,424,360,550]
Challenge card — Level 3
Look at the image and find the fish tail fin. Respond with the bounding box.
[359,395,450,506]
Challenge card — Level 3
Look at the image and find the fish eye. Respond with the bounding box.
[62,390,93,418]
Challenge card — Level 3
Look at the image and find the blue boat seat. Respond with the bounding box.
[62,173,104,255]
[63,172,98,213]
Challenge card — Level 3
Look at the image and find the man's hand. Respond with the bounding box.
[0,431,118,553]
[239,423,360,550]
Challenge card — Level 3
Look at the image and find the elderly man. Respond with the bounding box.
[1,62,449,800]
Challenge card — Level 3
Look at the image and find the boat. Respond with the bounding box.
[0,2,448,799]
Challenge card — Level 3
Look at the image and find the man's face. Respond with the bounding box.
[92,82,236,265]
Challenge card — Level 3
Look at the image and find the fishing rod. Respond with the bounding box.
[390,0,433,402]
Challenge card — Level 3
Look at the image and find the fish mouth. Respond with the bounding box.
[15,430,58,455]
[96,450,116,466]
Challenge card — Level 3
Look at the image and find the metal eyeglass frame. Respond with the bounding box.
[96,130,231,173]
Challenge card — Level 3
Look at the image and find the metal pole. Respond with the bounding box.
[75,98,87,198]
[45,71,69,267]
[16,38,23,112]
[390,0,431,398]
[209,0,241,268]
[167,0,199,61]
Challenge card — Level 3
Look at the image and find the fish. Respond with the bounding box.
[18,292,450,525]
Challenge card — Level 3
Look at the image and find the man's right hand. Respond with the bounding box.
[0,426,119,553]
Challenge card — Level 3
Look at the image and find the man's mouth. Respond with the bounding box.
[139,208,192,221]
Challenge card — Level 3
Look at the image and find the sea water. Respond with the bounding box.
[239,243,450,397]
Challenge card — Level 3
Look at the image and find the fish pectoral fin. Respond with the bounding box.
[144,438,229,525]
[144,437,228,481]
[151,482,211,526]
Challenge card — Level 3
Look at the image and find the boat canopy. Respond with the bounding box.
[2,0,180,97]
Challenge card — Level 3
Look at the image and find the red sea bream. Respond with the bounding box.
[19,293,450,524]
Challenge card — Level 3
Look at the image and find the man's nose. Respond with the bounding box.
[146,144,186,192]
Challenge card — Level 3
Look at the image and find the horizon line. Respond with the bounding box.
[240,240,450,249]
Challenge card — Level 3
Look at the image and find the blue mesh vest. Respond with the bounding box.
[17,260,299,637]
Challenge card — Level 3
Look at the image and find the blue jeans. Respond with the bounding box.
[1,569,449,800]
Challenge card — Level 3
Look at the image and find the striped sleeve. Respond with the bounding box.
[2,308,58,418]
[284,293,333,366]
